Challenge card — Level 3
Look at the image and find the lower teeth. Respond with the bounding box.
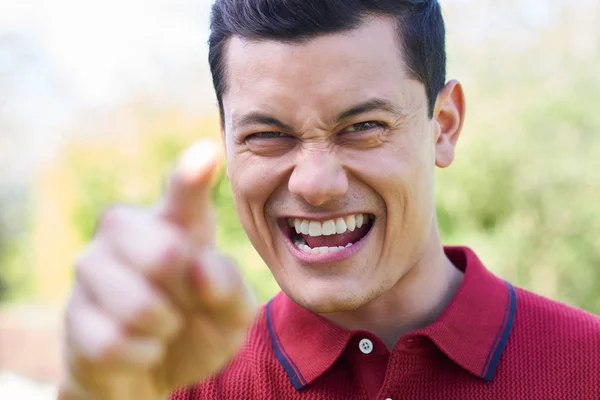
[294,241,353,255]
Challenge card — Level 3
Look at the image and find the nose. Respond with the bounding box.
[288,149,349,207]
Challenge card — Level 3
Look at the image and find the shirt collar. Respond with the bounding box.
[419,246,517,382]
[266,246,517,390]
[266,290,353,389]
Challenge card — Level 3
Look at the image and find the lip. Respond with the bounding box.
[279,218,374,265]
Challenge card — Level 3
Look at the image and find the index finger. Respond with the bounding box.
[158,139,221,232]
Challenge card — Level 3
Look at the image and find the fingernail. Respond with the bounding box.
[159,305,183,339]
[178,139,221,184]
[124,338,165,366]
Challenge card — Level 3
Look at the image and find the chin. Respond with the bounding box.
[286,282,380,314]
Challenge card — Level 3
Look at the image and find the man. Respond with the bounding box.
[59,1,600,399]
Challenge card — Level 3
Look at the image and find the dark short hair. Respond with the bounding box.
[209,0,446,120]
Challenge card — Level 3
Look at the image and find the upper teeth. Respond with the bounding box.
[288,214,368,236]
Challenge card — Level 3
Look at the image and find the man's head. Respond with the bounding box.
[209,0,446,119]
[208,0,465,313]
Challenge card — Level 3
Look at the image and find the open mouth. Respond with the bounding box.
[281,214,375,255]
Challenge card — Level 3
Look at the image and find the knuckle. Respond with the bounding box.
[195,251,244,305]
[73,242,110,283]
[158,239,185,267]
[73,246,96,281]
[64,304,80,337]
[96,204,135,234]
[127,298,183,339]
[221,257,245,295]
[94,333,126,365]
[127,299,162,330]
[72,331,123,367]
[151,230,189,277]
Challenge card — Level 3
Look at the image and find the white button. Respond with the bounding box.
[359,338,373,354]
[385,398,393,400]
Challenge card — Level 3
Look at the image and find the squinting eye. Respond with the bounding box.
[344,121,385,133]
[248,131,290,139]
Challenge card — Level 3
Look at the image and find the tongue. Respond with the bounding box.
[303,223,371,248]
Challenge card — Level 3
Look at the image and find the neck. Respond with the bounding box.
[322,228,464,350]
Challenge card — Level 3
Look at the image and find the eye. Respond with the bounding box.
[244,131,297,156]
[343,121,386,133]
[247,131,291,140]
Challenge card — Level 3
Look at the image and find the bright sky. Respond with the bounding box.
[0,0,214,178]
[0,0,212,106]
[0,0,567,113]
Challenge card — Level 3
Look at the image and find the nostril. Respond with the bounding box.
[288,159,348,206]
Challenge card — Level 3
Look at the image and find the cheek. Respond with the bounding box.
[230,154,279,201]
[348,137,435,223]
[228,153,292,238]
[392,149,436,245]
[394,148,435,223]
[347,144,415,197]
[228,166,272,262]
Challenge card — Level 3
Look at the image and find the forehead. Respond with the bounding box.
[222,16,422,123]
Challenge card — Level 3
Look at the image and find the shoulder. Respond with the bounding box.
[490,285,600,395]
[509,285,600,368]
[513,286,600,339]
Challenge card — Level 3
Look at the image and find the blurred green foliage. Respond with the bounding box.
[0,189,32,302]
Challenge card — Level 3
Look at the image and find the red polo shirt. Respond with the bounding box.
[170,247,600,399]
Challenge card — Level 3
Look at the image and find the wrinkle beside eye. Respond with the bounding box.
[336,126,391,149]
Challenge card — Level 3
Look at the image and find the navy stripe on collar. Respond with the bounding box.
[481,281,517,382]
[266,299,308,390]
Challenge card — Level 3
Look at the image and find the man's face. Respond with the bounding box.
[222,16,451,313]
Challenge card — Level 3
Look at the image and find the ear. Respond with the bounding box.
[432,80,466,168]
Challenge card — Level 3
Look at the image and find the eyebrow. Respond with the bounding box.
[233,98,405,131]
[334,98,406,123]
[233,113,294,132]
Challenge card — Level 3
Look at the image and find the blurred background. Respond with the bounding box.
[0,0,598,397]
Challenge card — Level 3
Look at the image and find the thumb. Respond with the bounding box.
[158,139,222,233]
